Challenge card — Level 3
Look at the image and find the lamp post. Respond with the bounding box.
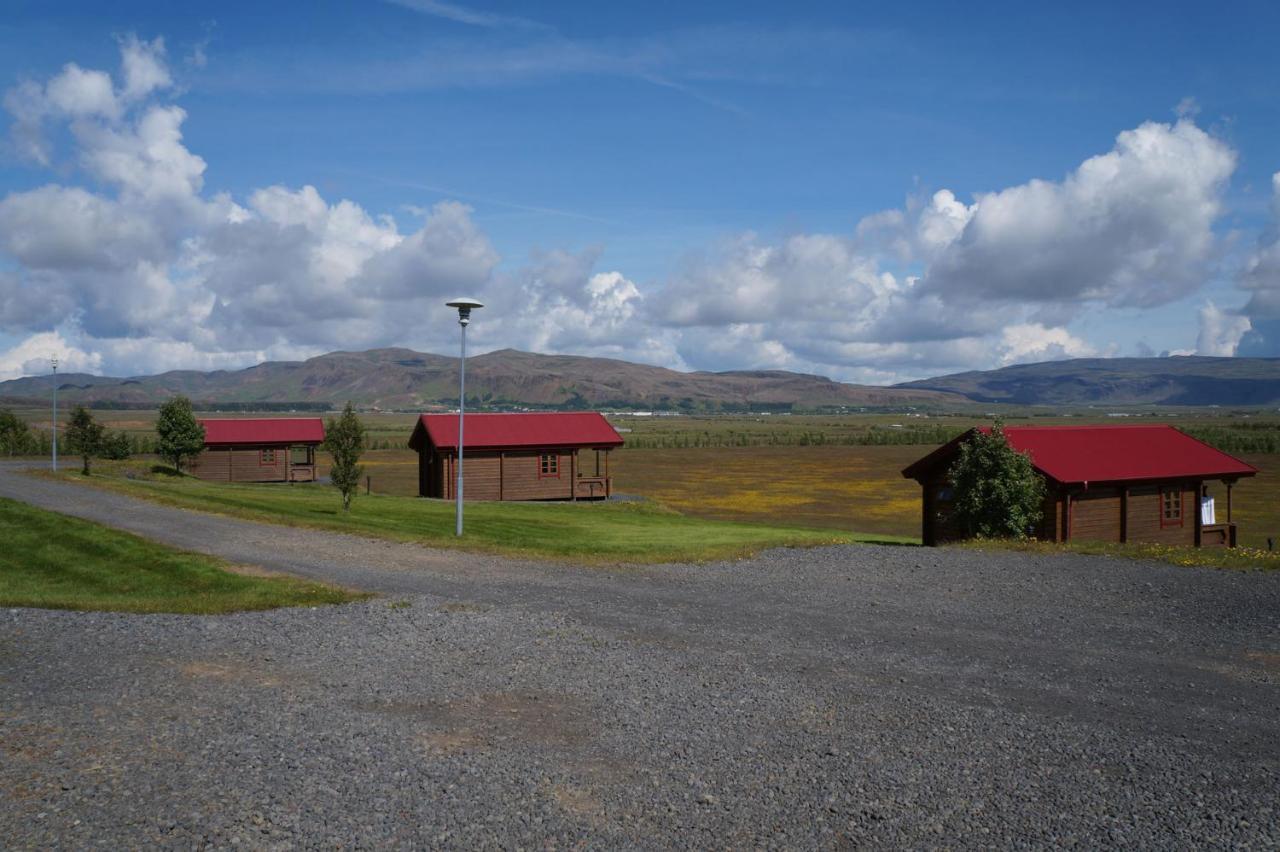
[50,356,58,472]
[445,298,483,536]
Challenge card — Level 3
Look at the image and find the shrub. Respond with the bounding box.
[947,419,1046,539]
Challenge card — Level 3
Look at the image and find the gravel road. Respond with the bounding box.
[2,464,1278,848]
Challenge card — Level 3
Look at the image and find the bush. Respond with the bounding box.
[100,431,133,460]
[0,409,39,456]
[947,419,1046,539]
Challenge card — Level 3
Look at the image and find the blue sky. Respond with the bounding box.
[1,0,1279,383]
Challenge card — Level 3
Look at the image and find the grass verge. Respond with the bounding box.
[0,497,365,613]
[33,465,908,562]
[963,537,1280,572]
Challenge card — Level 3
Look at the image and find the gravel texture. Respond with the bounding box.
[1,463,1278,848]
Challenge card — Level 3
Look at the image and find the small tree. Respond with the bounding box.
[323,402,365,512]
[65,405,105,475]
[0,409,35,456]
[156,396,205,472]
[947,419,1046,539]
[100,430,133,460]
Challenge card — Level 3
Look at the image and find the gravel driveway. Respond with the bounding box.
[1,464,1278,848]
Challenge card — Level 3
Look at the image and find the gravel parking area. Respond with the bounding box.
[1,465,1278,847]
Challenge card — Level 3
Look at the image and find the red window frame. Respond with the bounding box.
[1160,486,1183,528]
[259,448,278,466]
[538,452,560,478]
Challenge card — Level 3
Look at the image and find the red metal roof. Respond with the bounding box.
[199,418,326,446]
[902,425,1257,485]
[409,412,624,452]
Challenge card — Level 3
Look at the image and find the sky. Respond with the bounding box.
[1,0,1279,384]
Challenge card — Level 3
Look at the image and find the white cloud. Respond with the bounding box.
[1195,301,1251,356]
[119,35,172,102]
[997,323,1104,365]
[0,330,103,381]
[1237,172,1280,356]
[0,36,1261,387]
[920,119,1235,310]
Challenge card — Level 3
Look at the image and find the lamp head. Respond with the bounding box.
[51,355,58,371]
[446,297,484,326]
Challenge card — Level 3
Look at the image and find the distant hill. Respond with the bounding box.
[895,356,1280,406]
[0,348,962,411]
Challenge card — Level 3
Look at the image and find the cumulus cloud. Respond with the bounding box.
[1195,301,1251,356]
[0,330,103,381]
[997,323,1106,365]
[1236,173,1280,356]
[650,118,1240,379]
[919,120,1235,309]
[0,37,1259,385]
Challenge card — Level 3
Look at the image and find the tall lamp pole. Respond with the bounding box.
[51,356,59,472]
[446,298,483,536]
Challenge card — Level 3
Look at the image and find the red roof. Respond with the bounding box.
[902,425,1257,486]
[409,412,624,452]
[199,418,325,446]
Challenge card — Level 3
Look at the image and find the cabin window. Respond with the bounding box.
[259,448,277,465]
[539,453,559,478]
[1160,486,1182,527]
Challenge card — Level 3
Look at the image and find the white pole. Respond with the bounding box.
[445,298,481,536]
[456,318,466,536]
[51,357,58,472]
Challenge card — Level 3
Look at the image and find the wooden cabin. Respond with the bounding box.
[902,425,1258,548]
[190,418,325,483]
[409,412,624,501]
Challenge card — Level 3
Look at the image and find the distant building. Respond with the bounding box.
[409,412,624,501]
[190,418,325,483]
[902,425,1257,548]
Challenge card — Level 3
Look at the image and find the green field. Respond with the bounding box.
[0,497,362,613]
[11,407,1280,553]
[40,465,885,562]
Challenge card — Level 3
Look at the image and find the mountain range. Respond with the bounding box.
[896,355,1280,406]
[0,348,960,410]
[3,349,1279,410]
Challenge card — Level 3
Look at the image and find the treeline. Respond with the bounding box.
[82,400,333,412]
[0,409,138,460]
[622,424,966,449]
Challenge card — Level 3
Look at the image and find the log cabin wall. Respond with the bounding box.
[190,445,289,482]
[1067,488,1123,542]
[1123,483,1196,546]
[433,450,576,501]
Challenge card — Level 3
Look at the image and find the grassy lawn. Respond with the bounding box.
[37,464,907,562]
[965,537,1280,572]
[0,497,364,613]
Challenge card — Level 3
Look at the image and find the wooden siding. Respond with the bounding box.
[1124,484,1196,546]
[418,448,612,501]
[190,445,289,483]
[1069,489,1123,542]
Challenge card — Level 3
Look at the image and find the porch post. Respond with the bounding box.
[1194,482,1202,547]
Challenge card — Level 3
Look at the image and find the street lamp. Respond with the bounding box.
[446,298,483,536]
[50,356,58,472]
